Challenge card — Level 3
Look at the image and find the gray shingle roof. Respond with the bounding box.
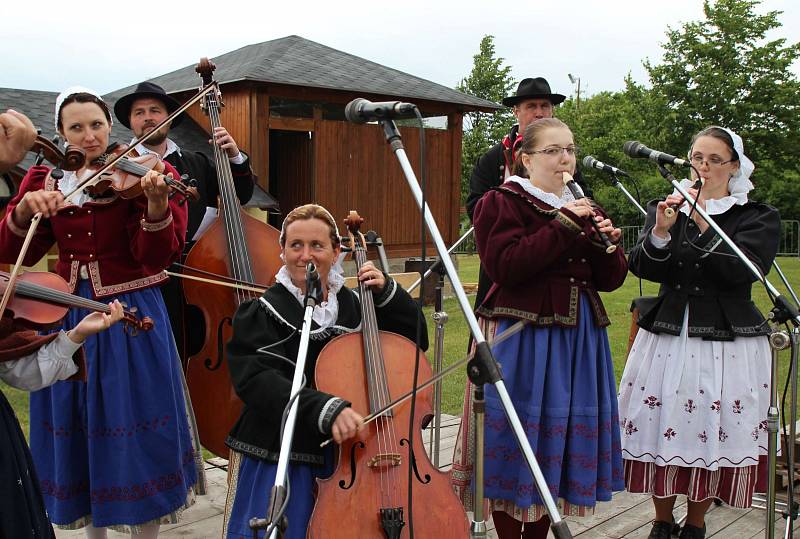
[105,35,500,111]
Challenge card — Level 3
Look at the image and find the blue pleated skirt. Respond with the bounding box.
[29,280,197,528]
[483,295,624,511]
[225,452,333,539]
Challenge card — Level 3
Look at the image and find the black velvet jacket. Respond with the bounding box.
[629,199,780,340]
[225,277,428,465]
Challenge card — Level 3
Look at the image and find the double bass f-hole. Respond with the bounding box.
[203,316,233,371]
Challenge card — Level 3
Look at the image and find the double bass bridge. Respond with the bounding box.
[367,453,402,469]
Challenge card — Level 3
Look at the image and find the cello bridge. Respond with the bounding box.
[367,453,402,468]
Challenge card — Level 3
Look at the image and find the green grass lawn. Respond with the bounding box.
[4,255,800,439]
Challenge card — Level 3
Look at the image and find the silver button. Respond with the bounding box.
[69,254,74,259]
[569,277,575,283]
[89,254,93,258]
[580,258,586,263]
[67,233,72,238]
[567,258,573,263]
[88,232,92,236]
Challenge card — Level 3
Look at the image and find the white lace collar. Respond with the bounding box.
[56,171,92,207]
[505,175,576,209]
[275,265,346,329]
[675,178,746,216]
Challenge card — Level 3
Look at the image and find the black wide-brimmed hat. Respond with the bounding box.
[113,81,183,129]
[502,77,566,107]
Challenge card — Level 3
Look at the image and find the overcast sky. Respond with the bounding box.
[2,0,798,103]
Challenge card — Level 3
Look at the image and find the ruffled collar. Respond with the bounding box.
[275,265,345,329]
[675,178,747,216]
[505,175,575,209]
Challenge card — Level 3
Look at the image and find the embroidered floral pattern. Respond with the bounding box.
[711,400,721,413]
[643,396,662,410]
[732,400,743,414]
[624,420,639,436]
[698,431,708,443]
[719,427,728,442]
[663,428,677,441]
[684,399,697,413]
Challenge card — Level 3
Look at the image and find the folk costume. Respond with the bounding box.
[0,321,84,539]
[0,154,199,530]
[222,266,428,538]
[618,133,780,507]
[451,177,627,522]
[113,81,256,364]
[464,78,591,312]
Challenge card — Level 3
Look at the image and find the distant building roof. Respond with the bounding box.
[105,35,500,112]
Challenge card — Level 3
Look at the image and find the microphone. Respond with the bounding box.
[344,98,418,124]
[623,141,691,168]
[582,155,630,177]
[306,262,320,288]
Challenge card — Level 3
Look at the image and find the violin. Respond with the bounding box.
[309,211,468,538]
[30,134,86,171]
[82,143,199,204]
[1,270,153,332]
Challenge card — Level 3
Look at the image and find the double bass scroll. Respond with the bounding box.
[182,58,282,458]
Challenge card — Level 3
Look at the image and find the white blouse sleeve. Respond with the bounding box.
[0,331,81,391]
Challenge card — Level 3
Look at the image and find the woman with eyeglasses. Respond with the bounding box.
[618,126,780,539]
[456,118,628,538]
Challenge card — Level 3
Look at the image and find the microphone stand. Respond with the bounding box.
[407,225,475,294]
[378,118,574,539]
[655,164,800,539]
[248,266,324,539]
[609,173,646,216]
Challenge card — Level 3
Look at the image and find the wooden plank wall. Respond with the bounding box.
[314,120,457,258]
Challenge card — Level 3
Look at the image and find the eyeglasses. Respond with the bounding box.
[530,145,579,157]
[690,154,734,167]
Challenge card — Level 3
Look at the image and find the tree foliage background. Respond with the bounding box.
[457,0,800,226]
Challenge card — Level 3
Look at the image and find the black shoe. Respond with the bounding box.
[678,523,706,539]
[648,520,675,539]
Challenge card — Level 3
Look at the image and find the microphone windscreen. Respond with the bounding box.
[623,141,643,158]
[582,155,596,169]
[344,99,367,124]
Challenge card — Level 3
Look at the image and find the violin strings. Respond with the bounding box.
[205,90,255,305]
[13,280,111,313]
[355,239,400,511]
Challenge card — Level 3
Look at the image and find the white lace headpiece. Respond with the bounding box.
[55,86,110,130]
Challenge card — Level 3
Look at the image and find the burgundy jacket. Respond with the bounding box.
[0,165,187,298]
[473,181,628,327]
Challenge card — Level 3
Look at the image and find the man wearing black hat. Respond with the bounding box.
[114,81,255,362]
[465,77,589,311]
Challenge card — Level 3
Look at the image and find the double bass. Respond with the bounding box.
[309,212,468,538]
[183,59,282,458]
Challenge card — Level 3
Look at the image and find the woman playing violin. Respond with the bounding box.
[0,87,199,538]
[222,203,428,538]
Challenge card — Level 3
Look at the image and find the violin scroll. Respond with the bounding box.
[31,135,85,171]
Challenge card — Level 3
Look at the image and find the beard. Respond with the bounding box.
[135,123,170,146]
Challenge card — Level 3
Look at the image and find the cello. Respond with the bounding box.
[309,212,468,538]
[183,58,282,458]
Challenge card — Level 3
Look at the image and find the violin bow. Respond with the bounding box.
[320,317,529,447]
[0,82,219,318]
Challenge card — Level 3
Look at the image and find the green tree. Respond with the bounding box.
[644,0,800,217]
[456,35,516,204]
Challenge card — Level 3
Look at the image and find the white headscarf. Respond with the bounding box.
[721,127,755,204]
[54,86,110,130]
[679,126,755,215]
